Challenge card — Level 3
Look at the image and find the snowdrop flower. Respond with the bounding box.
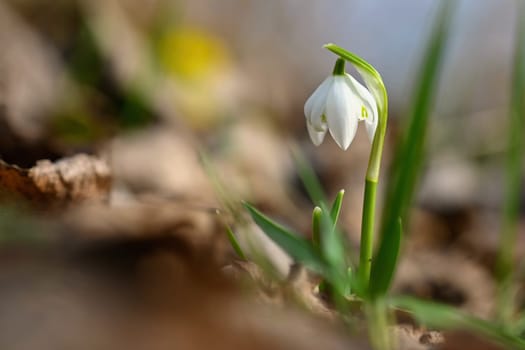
[304,58,378,150]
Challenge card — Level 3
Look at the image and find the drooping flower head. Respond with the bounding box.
[304,58,378,150]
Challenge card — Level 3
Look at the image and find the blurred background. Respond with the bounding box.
[1,0,520,241]
[0,0,518,192]
[0,0,523,348]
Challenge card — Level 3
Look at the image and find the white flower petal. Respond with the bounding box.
[345,74,378,142]
[364,118,378,142]
[306,120,327,146]
[344,74,378,120]
[304,76,334,130]
[325,77,359,150]
[354,66,385,116]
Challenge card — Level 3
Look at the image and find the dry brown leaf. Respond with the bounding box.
[61,197,224,253]
[0,154,111,205]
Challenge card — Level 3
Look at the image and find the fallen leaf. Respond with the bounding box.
[0,154,111,205]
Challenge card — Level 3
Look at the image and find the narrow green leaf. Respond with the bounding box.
[330,189,345,225]
[291,146,327,205]
[311,206,322,248]
[372,0,456,298]
[319,202,346,269]
[243,202,326,272]
[317,190,347,275]
[316,201,348,297]
[369,218,402,298]
[496,0,525,322]
[345,267,353,296]
[226,227,247,260]
[315,200,349,298]
[391,297,525,349]
[381,0,455,236]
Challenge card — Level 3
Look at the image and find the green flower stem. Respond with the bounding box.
[325,44,389,291]
[367,298,393,350]
[359,179,377,288]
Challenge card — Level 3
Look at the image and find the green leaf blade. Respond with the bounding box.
[496,0,525,323]
[368,218,402,299]
[311,206,322,248]
[371,0,456,299]
[329,189,345,225]
[226,227,247,260]
[391,297,525,349]
[243,202,326,273]
[292,147,327,206]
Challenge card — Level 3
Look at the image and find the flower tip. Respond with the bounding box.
[331,133,352,151]
[306,122,327,146]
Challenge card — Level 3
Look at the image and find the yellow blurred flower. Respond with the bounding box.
[158,26,230,81]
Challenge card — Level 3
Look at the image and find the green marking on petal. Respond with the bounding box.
[321,114,327,123]
[361,105,368,119]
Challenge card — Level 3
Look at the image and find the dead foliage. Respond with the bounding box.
[0,154,111,205]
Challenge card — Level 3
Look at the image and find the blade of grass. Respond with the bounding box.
[200,151,257,262]
[226,227,247,260]
[312,206,322,247]
[330,189,345,225]
[291,146,327,206]
[199,151,243,220]
[319,200,350,298]
[321,191,347,275]
[316,193,350,299]
[369,0,456,299]
[391,297,525,349]
[319,201,346,274]
[496,1,525,323]
[244,202,326,273]
[368,218,402,298]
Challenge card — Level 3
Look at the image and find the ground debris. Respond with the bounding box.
[393,250,495,319]
[0,154,111,205]
[394,324,444,350]
[440,331,506,350]
[0,232,365,350]
[60,197,226,260]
